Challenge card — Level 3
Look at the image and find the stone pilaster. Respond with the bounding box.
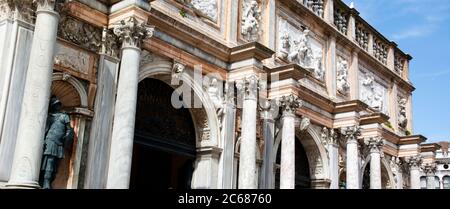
[407,155,422,189]
[236,74,259,189]
[321,127,339,189]
[6,0,60,189]
[365,137,383,189]
[277,95,302,189]
[341,125,361,189]
[259,99,278,189]
[106,16,154,189]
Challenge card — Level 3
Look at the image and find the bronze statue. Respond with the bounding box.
[40,96,74,189]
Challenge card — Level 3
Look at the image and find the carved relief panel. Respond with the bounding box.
[358,67,389,114]
[276,14,325,82]
[239,0,262,42]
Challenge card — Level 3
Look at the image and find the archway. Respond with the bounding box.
[130,78,197,189]
[273,137,311,189]
[361,156,396,189]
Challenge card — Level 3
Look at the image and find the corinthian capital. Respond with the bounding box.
[407,155,422,170]
[340,125,361,144]
[364,137,384,153]
[276,94,302,117]
[422,163,436,176]
[113,17,155,49]
[235,74,259,101]
[259,99,279,120]
[33,0,56,11]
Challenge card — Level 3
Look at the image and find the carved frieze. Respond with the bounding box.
[0,0,34,22]
[277,18,324,81]
[241,0,261,42]
[58,14,102,52]
[54,43,90,74]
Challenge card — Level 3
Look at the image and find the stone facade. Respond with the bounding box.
[0,0,436,189]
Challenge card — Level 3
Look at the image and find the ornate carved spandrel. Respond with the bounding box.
[241,0,261,42]
[112,16,155,49]
[58,14,103,52]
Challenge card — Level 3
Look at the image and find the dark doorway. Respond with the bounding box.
[130,78,197,190]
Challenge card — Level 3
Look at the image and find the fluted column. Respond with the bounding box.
[341,126,361,189]
[106,17,154,189]
[424,164,436,189]
[277,95,302,189]
[259,99,278,189]
[236,75,259,189]
[6,0,60,189]
[365,137,383,189]
[407,155,422,189]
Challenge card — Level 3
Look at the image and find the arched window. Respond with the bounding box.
[443,176,450,189]
[435,176,441,189]
[420,176,427,189]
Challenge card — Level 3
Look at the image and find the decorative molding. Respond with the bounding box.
[113,16,154,49]
[241,0,261,42]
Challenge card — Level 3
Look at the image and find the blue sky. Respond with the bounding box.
[342,0,450,143]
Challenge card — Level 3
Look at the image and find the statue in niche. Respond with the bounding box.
[371,87,383,111]
[337,57,350,95]
[40,96,74,189]
[241,0,261,41]
[398,97,408,128]
[278,32,291,60]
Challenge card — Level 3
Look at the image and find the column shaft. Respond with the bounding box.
[238,98,257,189]
[346,140,359,189]
[370,152,381,189]
[426,175,435,189]
[106,47,141,189]
[6,5,59,188]
[260,118,275,189]
[329,144,339,189]
[410,168,420,189]
[280,115,295,189]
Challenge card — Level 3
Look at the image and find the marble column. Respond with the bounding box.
[236,75,259,189]
[322,128,339,189]
[277,95,302,189]
[6,0,60,189]
[105,17,154,189]
[259,99,278,189]
[407,155,422,189]
[365,137,383,189]
[341,126,361,189]
[424,164,436,189]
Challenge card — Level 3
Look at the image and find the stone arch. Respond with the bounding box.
[139,59,221,149]
[360,155,396,189]
[137,52,223,188]
[52,73,88,107]
[272,124,330,188]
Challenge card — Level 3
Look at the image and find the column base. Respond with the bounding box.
[311,179,331,189]
[4,181,41,189]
